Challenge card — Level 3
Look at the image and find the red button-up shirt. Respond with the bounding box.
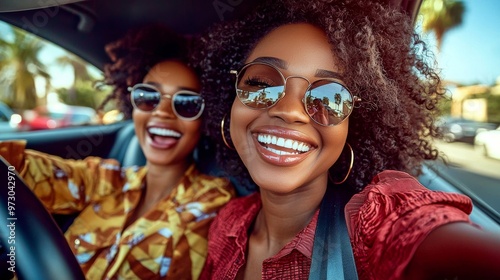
[200,170,473,280]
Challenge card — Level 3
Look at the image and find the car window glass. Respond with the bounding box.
[0,20,118,132]
[417,0,500,217]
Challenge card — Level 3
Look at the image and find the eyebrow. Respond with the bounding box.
[250,56,344,80]
[315,69,344,80]
[251,57,288,69]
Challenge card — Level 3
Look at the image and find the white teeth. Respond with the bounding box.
[257,134,311,153]
[267,147,297,156]
[277,137,285,146]
[148,127,181,138]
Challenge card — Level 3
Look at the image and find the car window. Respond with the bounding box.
[0,20,117,132]
[417,0,500,217]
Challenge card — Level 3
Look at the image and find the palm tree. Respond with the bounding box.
[0,27,50,109]
[55,54,92,85]
[55,54,95,104]
[419,0,465,52]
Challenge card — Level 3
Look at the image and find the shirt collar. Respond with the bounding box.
[227,192,262,238]
[123,165,148,191]
[123,163,199,192]
[226,192,319,260]
[270,209,319,260]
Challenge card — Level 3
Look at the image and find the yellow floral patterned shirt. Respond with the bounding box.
[0,140,234,280]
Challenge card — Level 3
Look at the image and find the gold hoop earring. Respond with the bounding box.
[221,113,235,150]
[329,143,354,185]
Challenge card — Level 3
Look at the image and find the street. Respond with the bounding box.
[434,140,500,180]
[433,140,500,214]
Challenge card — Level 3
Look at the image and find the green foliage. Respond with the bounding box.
[437,95,452,116]
[57,80,111,110]
[1,23,104,112]
[0,27,49,110]
[55,55,94,82]
[472,92,500,124]
[419,0,465,51]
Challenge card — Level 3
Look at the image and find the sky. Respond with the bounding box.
[1,0,500,89]
[417,0,500,86]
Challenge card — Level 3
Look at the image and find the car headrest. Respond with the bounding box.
[107,121,146,167]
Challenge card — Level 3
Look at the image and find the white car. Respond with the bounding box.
[0,101,24,133]
[475,126,500,160]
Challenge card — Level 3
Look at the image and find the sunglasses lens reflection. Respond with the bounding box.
[173,93,204,119]
[305,81,354,126]
[236,64,285,109]
[235,63,354,126]
[132,86,161,112]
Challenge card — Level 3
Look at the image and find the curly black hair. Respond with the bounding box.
[193,0,446,193]
[100,23,190,119]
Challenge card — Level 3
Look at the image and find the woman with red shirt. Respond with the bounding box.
[195,0,500,279]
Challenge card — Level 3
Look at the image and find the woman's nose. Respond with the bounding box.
[267,78,310,125]
[152,96,176,118]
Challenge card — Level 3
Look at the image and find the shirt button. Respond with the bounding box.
[74,238,81,248]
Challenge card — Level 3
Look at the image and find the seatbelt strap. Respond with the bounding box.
[309,187,358,280]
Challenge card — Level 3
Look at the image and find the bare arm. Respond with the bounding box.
[405,222,500,279]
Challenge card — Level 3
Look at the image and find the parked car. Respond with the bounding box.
[0,101,26,133]
[475,126,500,160]
[437,116,497,143]
[22,104,99,130]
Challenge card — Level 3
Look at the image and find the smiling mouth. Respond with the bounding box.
[148,127,181,138]
[257,133,312,155]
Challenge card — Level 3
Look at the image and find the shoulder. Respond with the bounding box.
[219,193,261,220]
[345,170,473,234]
[210,192,260,234]
[160,166,236,218]
[345,170,474,279]
[346,170,472,217]
[180,165,235,202]
[202,193,260,279]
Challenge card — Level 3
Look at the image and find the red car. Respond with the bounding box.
[23,104,98,130]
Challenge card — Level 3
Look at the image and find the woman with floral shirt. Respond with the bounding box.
[0,24,234,279]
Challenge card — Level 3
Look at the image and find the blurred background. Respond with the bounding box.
[416,0,500,214]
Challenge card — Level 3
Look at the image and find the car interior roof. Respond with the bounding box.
[0,0,422,71]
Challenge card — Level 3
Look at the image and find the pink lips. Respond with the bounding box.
[146,125,181,150]
[252,126,316,166]
[255,143,310,165]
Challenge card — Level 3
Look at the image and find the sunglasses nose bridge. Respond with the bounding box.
[282,75,311,101]
[160,94,173,100]
[267,76,312,124]
[153,94,176,117]
[284,75,311,85]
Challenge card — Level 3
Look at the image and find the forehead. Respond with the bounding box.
[246,23,340,73]
[144,60,200,90]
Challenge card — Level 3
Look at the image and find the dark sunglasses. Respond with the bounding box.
[230,62,361,126]
[128,83,205,121]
